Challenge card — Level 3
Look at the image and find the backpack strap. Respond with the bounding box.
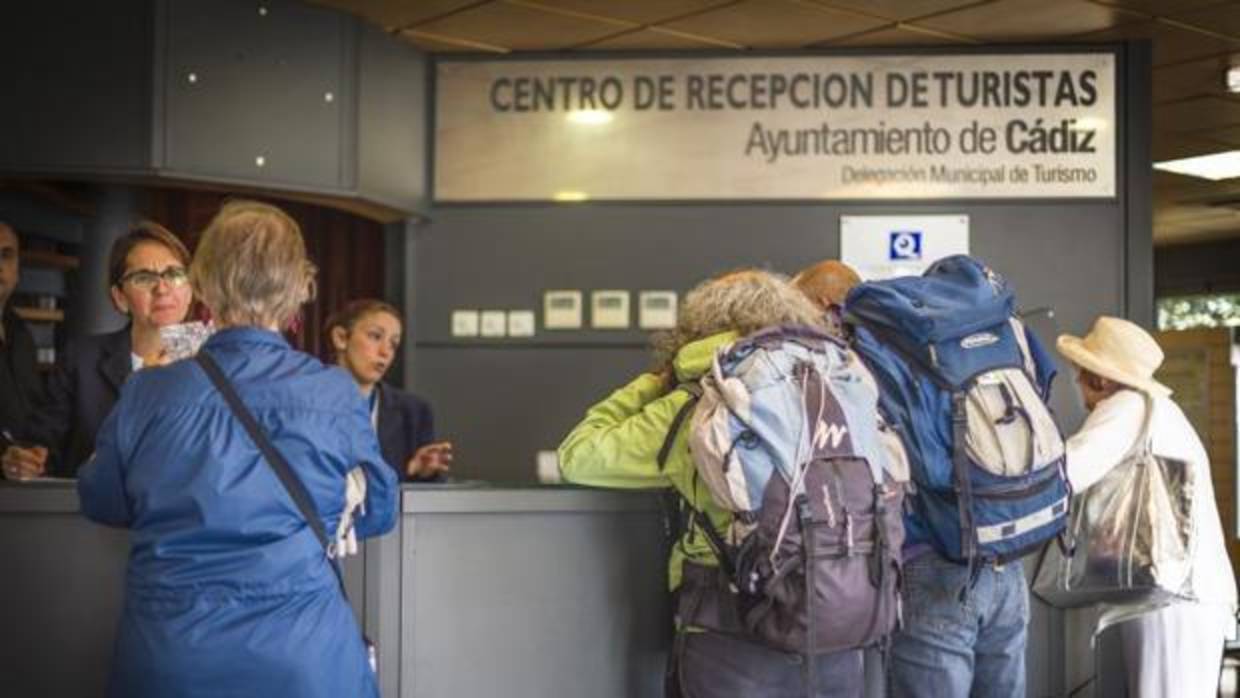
[655,381,739,579]
[657,382,702,471]
[951,392,978,564]
[688,507,736,579]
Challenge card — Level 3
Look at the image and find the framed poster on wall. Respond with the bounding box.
[840,214,969,280]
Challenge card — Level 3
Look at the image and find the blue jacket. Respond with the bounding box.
[78,327,398,698]
[25,327,131,476]
[375,382,439,482]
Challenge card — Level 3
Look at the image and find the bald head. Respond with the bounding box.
[0,222,17,310]
[793,260,861,311]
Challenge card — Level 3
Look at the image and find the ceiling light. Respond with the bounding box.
[1073,116,1108,132]
[1154,151,1240,181]
[1228,66,1240,93]
[566,110,613,126]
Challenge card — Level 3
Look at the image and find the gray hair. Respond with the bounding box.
[652,269,825,371]
[190,200,317,328]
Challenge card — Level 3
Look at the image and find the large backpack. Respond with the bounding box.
[845,255,1069,565]
[662,325,905,657]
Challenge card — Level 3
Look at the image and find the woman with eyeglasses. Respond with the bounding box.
[0,222,193,479]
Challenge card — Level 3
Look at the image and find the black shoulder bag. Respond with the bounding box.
[195,352,377,673]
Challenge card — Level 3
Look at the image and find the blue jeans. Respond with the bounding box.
[889,552,1029,698]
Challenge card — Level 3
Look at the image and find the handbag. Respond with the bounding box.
[195,352,378,673]
[1033,394,1197,608]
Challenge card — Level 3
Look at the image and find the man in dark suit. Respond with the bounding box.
[0,223,45,479]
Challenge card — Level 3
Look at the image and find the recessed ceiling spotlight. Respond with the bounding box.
[1227,66,1240,93]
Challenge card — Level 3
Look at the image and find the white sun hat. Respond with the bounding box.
[1056,316,1172,398]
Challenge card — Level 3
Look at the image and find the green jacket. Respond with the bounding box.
[558,332,736,591]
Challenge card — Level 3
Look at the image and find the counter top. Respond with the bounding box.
[401,484,663,513]
[0,480,664,515]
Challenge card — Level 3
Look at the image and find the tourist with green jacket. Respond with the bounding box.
[559,269,865,698]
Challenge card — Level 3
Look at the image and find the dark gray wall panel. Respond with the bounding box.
[162,0,350,189]
[358,24,429,211]
[414,347,651,484]
[413,202,1122,483]
[0,2,152,172]
[1,1,428,215]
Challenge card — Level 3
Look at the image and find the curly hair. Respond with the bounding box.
[651,269,825,372]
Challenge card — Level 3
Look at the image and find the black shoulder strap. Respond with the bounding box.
[657,382,702,471]
[652,381,739,576]
[951,392,977,564]
[195,353,347,594]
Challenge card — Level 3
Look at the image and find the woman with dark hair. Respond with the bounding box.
[78,200,397,698]
[325,299,452,481]
[2,221,193,478]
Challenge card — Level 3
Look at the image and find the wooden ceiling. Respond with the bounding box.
[314,0,1240,247]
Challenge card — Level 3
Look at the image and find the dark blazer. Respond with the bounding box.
[24,327,132,476]
[0,308,43,438]
[374,382,438,482]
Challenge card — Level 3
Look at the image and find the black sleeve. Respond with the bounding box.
[0,318,43,434]
[415,397,435,450]
[21,337,78,464]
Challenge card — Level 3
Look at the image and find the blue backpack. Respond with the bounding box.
[845,255,1069,564]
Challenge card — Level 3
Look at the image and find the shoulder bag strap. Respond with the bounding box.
[1134,392,1157,458]
[194,352,348,597]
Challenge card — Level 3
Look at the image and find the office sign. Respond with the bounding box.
[435,53,1116,201]
[840,215,970,280]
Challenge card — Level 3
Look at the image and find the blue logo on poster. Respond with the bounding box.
[889,231,923,261]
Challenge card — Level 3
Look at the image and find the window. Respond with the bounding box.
[1156,293,1240,331]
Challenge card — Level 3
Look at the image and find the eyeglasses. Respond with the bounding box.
[121,267,189,291]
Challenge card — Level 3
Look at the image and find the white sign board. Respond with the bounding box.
[436,53,1116,201]
[840,215,969,280]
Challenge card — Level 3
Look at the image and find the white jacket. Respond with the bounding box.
[1066,389,1238,633]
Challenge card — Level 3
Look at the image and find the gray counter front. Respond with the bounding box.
[2,482,1086,698]
[0,482,670,698]
[380,485,670,698]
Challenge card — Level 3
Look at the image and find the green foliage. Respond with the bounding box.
[1157,293,1240,331]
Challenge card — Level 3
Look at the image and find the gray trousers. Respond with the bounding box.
[673,631,865,698]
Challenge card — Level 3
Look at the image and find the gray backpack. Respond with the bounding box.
[663,325,906,657]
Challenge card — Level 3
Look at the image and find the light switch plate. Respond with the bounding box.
[508,310,536,338]
[451,310,479,337]
[480,310,507,338]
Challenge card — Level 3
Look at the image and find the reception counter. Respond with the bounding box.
[0,481,670,698]
[1,481,1093,697]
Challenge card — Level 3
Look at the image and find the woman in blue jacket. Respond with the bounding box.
[78,200,398,698]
